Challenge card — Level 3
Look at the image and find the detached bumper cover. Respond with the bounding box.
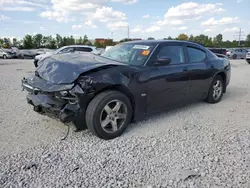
[21,77,80,123]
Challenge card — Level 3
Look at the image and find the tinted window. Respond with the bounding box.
[75,47,93,52]
[187,47,206,63]
[59,47,74,53]
[157,45,185,64]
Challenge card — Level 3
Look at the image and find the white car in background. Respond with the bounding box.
[34,45,100,67]
[226,48,249,59]
[246,51,250,64]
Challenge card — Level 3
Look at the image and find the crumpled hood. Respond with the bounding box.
[36,52,125,84]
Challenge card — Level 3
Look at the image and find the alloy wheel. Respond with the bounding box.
[100,99,127,133]
[213,80,222,100]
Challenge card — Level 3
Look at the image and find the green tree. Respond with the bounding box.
[0,38,3,46]
[2,38,11,48]
[69,35,75,45]
[215,34,223,45]
[76,37,83,45]
[246,34,250,47]
[12,38,17,46]
[33,34,43,48]
[206,37,213,47]
[177,34,188,40]
[83,35,88,44]
[147,37,155,40]
[56,34,62,47]
[104,39,113,47]
[85,40,92,46]
[49,38,56,49]
[119,38,132,43]
[94,40,103,48]
[23,35,33,49]
[189,35,194,41]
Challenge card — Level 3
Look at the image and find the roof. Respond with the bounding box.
[63,45,95,48]
[123,39,203,46]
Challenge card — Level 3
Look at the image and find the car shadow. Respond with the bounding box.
[222,86,248,101]
[125,87,248,135]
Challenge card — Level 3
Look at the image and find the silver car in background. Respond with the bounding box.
[34,45,101,67]
[0,48,13,59]
[226,48,249,59]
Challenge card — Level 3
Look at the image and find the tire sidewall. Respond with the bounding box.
[3,55,7,59]
[89,92,132,139]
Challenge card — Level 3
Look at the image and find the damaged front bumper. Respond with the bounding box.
[21,76,81,123]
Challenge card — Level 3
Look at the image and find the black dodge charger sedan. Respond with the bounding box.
[21,40,231,140]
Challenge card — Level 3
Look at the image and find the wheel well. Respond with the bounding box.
[217,72,226,93]
[95,85,135,117]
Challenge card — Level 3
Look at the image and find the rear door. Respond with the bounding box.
[183,44,213,101]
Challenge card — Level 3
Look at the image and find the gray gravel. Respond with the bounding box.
[0,59,250,188]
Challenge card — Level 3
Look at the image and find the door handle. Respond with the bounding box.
[183,67,188,71]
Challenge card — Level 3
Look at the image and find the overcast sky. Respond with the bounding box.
[0,0,250,41]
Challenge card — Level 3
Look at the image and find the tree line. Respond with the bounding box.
[0,33,250,49]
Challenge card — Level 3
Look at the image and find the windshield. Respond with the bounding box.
[54,46,66,54]
[100,43,156,66]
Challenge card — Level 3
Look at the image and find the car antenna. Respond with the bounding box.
[61,124,70,141]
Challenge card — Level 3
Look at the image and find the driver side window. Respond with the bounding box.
[157,45,185,64]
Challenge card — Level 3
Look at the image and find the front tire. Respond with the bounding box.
[86,90,132,140]
[246,60,250,64]
[3,55,7,59]
[205,75,224,104]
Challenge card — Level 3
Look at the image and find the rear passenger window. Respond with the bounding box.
[187,47,206,63]
[76,47,93,52]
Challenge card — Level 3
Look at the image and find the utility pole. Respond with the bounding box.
[234,28,245,47]
[127,25,130,39]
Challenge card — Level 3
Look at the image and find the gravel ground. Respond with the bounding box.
[0,59,250,188]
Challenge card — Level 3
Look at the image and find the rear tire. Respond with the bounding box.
[86,90,132,140]
[246,60,250,64]
[3,55,7,59]
[205,75,224,104]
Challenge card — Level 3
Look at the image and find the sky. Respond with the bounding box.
[0,0,250,41]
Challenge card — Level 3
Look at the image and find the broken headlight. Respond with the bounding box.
[77,76,97,92]
[60,91,68,96]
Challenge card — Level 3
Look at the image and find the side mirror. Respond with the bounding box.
[154,56,171,66]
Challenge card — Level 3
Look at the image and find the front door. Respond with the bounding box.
[146,43,190,114]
